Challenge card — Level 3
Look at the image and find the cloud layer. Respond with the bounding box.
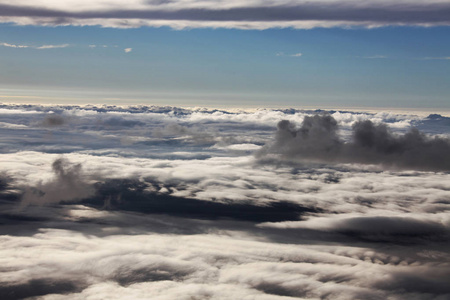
[1,0,450,29]
[0,104,449,299]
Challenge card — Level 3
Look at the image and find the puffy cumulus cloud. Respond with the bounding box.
[21,157,96,205]
[1,0,450,29]
[0,104,450,299]
[259,115,450,171]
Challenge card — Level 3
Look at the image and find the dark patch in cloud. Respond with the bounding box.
[0,213,47,224]
[114,265,193,286]
[260,115,450,171]
[333,216,448,242]
[0,175,11,192]
[254,282,304,298]
[81,179,317,223]
[41,114,65,127]
[374,269,450,295]
[0,176,20,203]
[0,278,83,300]
[101,116,144,128]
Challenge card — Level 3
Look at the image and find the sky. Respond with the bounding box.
[0,0,449,109]
[1,3,450,298]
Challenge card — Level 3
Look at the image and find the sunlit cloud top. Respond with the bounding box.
[1,0,450,29]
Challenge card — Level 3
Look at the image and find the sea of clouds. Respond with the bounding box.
[0,104,449,299]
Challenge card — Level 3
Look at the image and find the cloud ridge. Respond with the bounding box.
[260,115,450,171]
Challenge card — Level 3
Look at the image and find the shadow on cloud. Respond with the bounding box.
[81,178,317,223]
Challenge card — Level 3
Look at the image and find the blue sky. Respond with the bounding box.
[0,0,449,109]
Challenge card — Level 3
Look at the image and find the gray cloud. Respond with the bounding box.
[260,115,450,171]
[21,158,95,205]
[0,278,83,300]
[313,216,447,242]
[1,1,450,29]
[41,114,66,127]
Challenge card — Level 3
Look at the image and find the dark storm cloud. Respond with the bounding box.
[350,120,450,170]
[260,115,450,171]
[268,115,342,161]
[1,1,450,28]
[21,158,95,205]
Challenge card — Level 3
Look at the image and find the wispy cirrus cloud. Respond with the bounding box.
[423,56,450,60]
[0,42,69,49]
[0,42,29,48]
[363,55,388,59]
[276,52,302,57]
[1,0,450,29]
[35,43,69,49]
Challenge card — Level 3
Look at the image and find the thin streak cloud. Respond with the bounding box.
[276,52,303,57]
[363,55,388,59]
[1,0,450,29]
[0,42,70,49]
[423,56,450,60]
[36,43,69,49]
[0,42,29,48]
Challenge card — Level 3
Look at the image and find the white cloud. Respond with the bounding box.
[124,47,132,53]
[276,52,303,57]
[0,104,449,298]
[36,43,69,49]
[0,42,29,48]
[0,42,69,49]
